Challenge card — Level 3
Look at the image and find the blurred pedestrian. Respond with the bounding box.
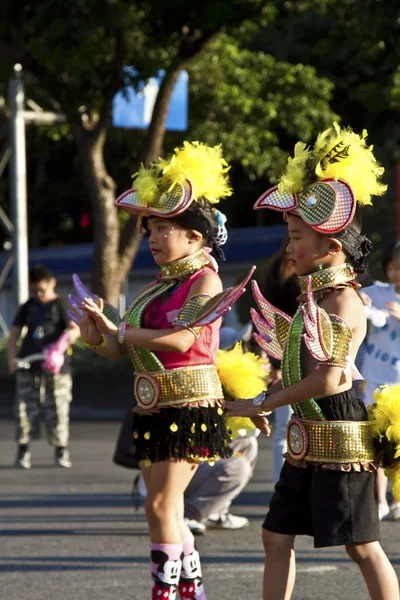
[7,265,80,469]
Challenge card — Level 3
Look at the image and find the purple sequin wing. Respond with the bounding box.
[72,274,120,325]
[188,266,256,327]
[251,280,292,360]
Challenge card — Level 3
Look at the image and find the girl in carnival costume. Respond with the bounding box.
[225,123,399,600]
[70,141,258,600]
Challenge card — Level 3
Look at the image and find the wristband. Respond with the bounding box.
[82,334,107,350]
[117,322,127,344]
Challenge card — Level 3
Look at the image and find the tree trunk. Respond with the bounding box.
[139,66,185,165]
[72,122,126,306]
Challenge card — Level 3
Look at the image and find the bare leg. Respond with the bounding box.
[143,459,198,542]
[346,541,399,600]
[262,529,296,600]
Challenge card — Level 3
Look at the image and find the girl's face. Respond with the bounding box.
[286,215,331,276]
[386,257,400,287]
[146,217,203,265]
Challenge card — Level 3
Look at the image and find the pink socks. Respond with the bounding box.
[149,536,206,600]
[178,533,207,600]
[151,542,182,599]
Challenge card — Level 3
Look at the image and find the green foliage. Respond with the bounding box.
[189,35,337,182]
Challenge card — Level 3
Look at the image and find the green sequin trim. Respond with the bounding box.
[124,282,175,372]
[282,307,326,421]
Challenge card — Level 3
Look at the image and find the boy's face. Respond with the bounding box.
[286,215,332,276]
[386,257,400,287]
[30,278,56,302]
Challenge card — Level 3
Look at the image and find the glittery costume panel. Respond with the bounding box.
[253,264,377,470]
[142,268,220,370]
[263,388,379,548]
[131,261,232,464]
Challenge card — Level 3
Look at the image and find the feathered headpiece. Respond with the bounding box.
[254,122,387,235]
[115,141,232,219]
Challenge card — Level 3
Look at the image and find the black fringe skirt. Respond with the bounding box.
[132,406,233,464]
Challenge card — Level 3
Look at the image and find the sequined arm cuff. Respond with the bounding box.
[318,314,353,368]
[172,294,212,335]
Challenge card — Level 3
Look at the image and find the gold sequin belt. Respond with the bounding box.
[134,364,223,409]
[286,416,375,464]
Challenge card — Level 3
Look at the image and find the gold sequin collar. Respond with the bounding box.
[298,263,358,295]
[158,249,211,281]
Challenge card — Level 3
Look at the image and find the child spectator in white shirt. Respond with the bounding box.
[360,240,400,521]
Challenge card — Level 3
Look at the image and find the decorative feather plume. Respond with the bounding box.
[159,141,232,204]
[131,141,232,206]
[131,164,162,206]
[278,122,387,206]
[216,342,268,399]
[278,141,310,194]
[313,123,387,206]
[368,384,400,500]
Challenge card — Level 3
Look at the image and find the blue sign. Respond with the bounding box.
[112,68,188,131]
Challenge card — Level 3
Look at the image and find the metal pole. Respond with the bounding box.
[9,64,29,305]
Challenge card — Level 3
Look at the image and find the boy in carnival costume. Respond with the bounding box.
[70,142,259,600]
[225,123,399,600]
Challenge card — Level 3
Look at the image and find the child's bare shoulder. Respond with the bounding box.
[320,287,364,325]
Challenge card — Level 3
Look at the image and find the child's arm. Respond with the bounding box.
[226,288,362,417]
[261,287,362,411]
[82,271,223,354]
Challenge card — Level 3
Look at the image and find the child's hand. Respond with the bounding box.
[81,297,118,337]
[250,416,271,437]
[72,307,103,346]
[359,291,372,306]
[386,301,400,321]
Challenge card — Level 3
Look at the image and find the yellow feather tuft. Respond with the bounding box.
[278,142,310,194]
[159,141,232,204]
[369,384,400,443]
[226,416,257,438]
[313,122,387,206]
[131,164,162,206]
[385,462,400,501]
[216,342,268,399]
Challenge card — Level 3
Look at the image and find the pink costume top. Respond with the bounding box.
[142,267,220,370]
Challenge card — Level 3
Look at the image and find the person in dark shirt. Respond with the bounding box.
[7,265,80,469]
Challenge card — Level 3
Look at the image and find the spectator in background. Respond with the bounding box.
[359,240,400,521]
[7,265,80,469]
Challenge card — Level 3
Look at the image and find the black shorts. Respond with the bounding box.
[263,389,380,548]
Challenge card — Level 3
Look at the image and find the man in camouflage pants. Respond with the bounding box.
[8,265,80,469]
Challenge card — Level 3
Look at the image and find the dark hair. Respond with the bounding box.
[143,198,226,262]
[29,265,53,284]
[381,240,400,276]
[331,208,373,287]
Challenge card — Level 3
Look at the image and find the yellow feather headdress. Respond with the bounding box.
[133,141,232,206]
[278,122,387,205]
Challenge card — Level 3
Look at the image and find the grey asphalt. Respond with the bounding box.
[1,419,399,600]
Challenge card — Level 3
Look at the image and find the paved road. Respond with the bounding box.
[1,419,399,600]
